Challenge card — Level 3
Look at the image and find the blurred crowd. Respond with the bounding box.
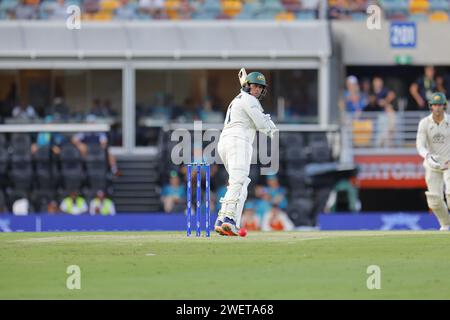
[0,0,320,21]
[161,168,295,231]
[2,0,449,22]
[340,65,450,148]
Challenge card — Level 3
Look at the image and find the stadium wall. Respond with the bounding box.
[332,21,450,65]
[0,213,439,232]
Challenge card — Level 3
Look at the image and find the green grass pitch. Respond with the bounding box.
[1,231,449,299]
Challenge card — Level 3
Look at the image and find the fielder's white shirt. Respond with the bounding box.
[416,113,450,163]
[221,90,274,144]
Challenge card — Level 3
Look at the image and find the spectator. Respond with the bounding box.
[324,179,361,213]
[328,0,350,20]
[372,76,396,147]
[90,98,114,118]
[12,101,37,120]
[60,190,88,215]
[410,66,436,110]
[198,97,224,123]
[47,200,60,214]
[30,115,66,155]
[161,170,186,213]
[45,97,70,120]
[0,84,17,121]
[178,0,194,20]
[173,98,199,122]
[265,175,288,210]
[301,0,320,12]
[253,186,273,221]
[240,201,261,231]
[89,190,116,215]
[0,192,7,214]
[436,75,447,97]
[114,0,138,20]
[103,99,117,117]
[340,75,366,119]
[139,0,165,18]
[349,0,367,13]
[46,0,69,19]
[71,115,119,175]
[12,197,32,216]
[147,92,172,120]
[15,0,39,19]
[364,94,383,112]
[83,0,100,15]
[261,207,295,231]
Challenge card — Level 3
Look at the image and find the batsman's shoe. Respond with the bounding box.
[214,218,225,235]
[215,215,232,236]
[221,217,240,236]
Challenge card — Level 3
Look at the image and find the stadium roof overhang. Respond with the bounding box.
[0,21,331,69]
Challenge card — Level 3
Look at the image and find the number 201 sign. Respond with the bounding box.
[390,22,416,48]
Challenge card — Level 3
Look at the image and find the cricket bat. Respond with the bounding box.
[238,68,247,87]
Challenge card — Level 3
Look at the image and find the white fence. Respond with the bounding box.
[342,111,429,155]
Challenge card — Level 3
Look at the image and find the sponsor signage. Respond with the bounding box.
[354,155,425,188]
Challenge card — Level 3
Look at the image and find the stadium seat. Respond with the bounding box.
[410,12,428,20]
[309,143,332,163]
[0,145,8,187]
[281,0,301,13]
[165,0,180,19]
[280,132,304,148]
[287,197,314,226]
[234,0,261,19]
[352,119,373,147]
[350,12,368,20]
[429,10,449,21]
[9,134,32,192]
[66,0,81,6]
[256,0,283,19]
[34,145,58,189]
[308,132,328,144]
[409,0,430,14]
[296,11,316,20]
[11,133,31,153]
[0,0,16,19]
[221,0,242,17]
[380,0,409,18]
[85,144,108,190]
[285,147,307,161]
[0,134,6,148]
[93,11,114,20]
[0,190,6,212]
[429,0,449,11]
[10,155,33,192]
[100,0,119,11]
[195,0,221,19]
[60,144,85,190]
[275,11,295,21]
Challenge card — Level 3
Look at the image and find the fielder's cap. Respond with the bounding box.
[267,174,278,181]
[429,92,447,105]
[170,170,179,178]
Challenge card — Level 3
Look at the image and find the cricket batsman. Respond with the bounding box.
[215,69,277,236]
[416,92,450,230]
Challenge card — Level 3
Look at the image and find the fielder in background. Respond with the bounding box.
[215,69,278,236]
[416,92,450,230]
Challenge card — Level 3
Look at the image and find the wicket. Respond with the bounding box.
[186,162,210,237]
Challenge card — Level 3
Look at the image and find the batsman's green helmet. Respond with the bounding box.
[428,92,447,106]
[245,72,267,87]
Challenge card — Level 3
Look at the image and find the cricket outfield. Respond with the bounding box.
[1,231,449,299]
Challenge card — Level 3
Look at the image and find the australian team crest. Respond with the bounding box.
[432,133,445,144]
